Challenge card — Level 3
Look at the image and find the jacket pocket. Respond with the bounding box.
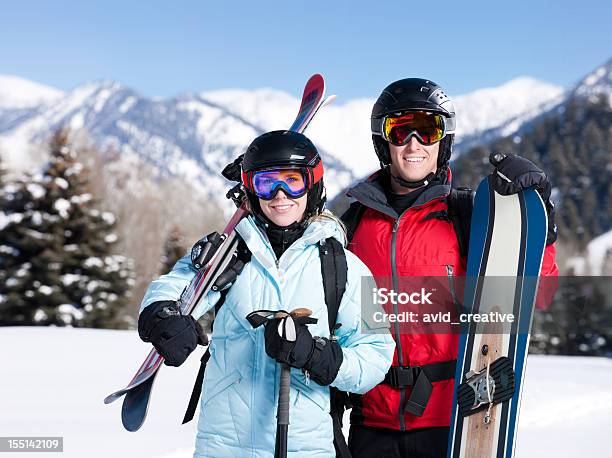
[201,368,242,407]
[291,373,328,412]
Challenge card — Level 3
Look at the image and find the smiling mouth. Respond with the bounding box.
[403,156,426,163]
[270,203,295,213]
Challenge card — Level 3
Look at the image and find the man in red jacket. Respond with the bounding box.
[341,78,558,458]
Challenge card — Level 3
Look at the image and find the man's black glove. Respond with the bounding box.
[489,152,558,245]
[138,300,208,367]
[263,315,344,386]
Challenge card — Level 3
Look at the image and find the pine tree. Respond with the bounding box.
[160,226,187,274]
[0,155,8,309]
[0,129,134,328]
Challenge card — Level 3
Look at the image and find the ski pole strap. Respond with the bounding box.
[182,349,211,424]
[382,360,457,417]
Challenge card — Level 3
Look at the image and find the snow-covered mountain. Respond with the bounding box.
[455,60,612,153]
[0,80,353,210]
[570,57,612,106]
[0,67,604,209]
[0,75,64,109]
[453,77,564,138]
[203,78,564,177]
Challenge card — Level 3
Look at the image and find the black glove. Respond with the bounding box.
[138,300,208,367]
[264,315,344,386]
[489,153,558,245]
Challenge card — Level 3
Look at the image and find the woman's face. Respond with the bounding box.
[259,189,307,226]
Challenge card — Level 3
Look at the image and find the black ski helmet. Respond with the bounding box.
[371,78,456,169]
[241,130,326,225]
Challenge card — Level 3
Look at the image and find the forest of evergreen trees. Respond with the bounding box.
[452,94,612,251]
[451,94,612,356]
[0,130,193,328]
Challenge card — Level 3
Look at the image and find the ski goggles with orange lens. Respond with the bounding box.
[243,165,323,200]
[372,111,447,146]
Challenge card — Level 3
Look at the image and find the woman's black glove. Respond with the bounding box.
[489,153,558,245]
[138,300,208,367]
[263,315,344,386]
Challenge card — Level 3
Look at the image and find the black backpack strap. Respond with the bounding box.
[318,237,347,336]
[183,236,251,424]
[318,236,352,458]
[182,333,213,423]
[341,201,367,243]
[447,187,475,258]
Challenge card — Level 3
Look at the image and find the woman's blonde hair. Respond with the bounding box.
[308,210,348,246]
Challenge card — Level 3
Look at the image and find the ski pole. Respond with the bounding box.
[246,308,313,458]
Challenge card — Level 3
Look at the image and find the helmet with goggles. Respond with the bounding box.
[371,78,456,171]
[241,130,326,225]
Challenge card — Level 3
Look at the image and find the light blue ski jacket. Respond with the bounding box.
[140,214,395,458]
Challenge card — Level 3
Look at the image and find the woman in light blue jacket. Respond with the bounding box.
[138,130,395,458]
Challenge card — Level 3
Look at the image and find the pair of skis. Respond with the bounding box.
[104,73,336,431]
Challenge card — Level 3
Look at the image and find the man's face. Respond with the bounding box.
[388,137,440,188]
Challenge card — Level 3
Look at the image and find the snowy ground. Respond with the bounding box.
[2,328,611,458]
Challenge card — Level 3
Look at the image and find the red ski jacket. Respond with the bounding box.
[343,170,558,431]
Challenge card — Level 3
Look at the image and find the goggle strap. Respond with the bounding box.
[241,170,251,191]
[371,117,384,136]
[311,161,324,185]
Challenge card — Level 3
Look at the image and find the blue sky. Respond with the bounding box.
[1,0,610,99]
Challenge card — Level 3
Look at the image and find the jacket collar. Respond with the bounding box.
[347,168,453,219]
[235,212,346,270]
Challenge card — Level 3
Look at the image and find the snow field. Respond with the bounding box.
[1,327,611,457]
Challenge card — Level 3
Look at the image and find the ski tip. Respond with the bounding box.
[121,403,146,432]
[325,94,337,103]
[122,418,143,432]
[306,73,324,83]
[103,391,125,405]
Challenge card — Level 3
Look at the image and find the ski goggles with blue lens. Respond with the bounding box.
[242,164,323,200]
[372,111,448,146]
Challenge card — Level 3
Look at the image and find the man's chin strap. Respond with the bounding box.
[390,170,437,189]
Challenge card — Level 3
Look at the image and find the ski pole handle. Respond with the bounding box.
[275,309,312,419]
[245,308,312,458]
[277,364,292,427]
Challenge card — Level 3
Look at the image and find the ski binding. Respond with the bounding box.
[457,356,515,421]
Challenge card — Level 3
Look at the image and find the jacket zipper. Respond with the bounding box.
[446,264,462,323]
[391,216,406,431]
[446,265,459,307]
[391,202,447,431]
[359,195,449,430]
